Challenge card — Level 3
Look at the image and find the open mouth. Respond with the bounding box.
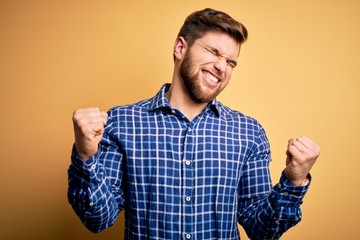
[203,71,220,86]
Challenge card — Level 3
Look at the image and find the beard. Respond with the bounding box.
[179,51,224,103]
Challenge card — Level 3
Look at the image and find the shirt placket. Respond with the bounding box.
[182,121,196,240]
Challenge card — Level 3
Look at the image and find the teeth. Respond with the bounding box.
[204,72,219,83]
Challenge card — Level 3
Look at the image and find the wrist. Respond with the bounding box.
[74,144,97,162]
[284,169,310,186]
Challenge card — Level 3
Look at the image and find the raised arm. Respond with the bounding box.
[68,107,125,233]
[238,126,320,239]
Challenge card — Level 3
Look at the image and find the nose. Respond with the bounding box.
[214,56,227,73]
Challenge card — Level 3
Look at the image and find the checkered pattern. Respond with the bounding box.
[68,84,310,239]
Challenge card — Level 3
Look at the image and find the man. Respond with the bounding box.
[68,8,320,239]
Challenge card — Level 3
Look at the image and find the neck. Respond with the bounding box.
[166,82,208,122]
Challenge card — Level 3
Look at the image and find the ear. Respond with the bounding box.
[173,36,187,61]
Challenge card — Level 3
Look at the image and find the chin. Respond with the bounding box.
[193,89,221,103]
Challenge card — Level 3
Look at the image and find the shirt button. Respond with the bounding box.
[185,196,191,202]
[187,127,192,132]
[186,234,191,239]
[89,202,94,207]
[90,164,96,170]
[283,192,289,196]
[275,220,280,224]
[185,160,190,165]
[171,109,176,114]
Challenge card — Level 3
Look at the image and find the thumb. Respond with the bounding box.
[285,138,294,166]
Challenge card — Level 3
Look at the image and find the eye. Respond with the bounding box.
[201,43,237,68]
[205,46,218,57]
[227,60,237,68]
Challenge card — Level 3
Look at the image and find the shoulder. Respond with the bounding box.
[103,98,154,136]
[218,103,270,155]
[217,102,268,141]
[218,102,261,126]
[107,97,152,118]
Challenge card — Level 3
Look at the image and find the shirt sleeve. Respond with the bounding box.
[237,121,310,240]
[67,113,125,233]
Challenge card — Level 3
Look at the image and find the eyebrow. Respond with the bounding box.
[203,44,238,68]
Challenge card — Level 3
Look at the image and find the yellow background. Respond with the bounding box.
[1,0,359,239]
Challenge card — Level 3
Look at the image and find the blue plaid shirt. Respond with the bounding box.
[68,84,310,239]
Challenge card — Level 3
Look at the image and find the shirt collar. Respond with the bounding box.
[148,83,221,117]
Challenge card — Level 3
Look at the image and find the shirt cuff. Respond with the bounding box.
[275,171,312,204]
[71,144,100,174]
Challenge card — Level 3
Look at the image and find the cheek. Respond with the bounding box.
[224,69,233,82]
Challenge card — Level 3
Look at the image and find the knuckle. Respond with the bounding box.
[72,109,80,121]
[72,108,87,121]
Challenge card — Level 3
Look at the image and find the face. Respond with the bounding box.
[179,31,240,103]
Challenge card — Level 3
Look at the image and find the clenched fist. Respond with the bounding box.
[284,136,320,186]
[72,107,108,161]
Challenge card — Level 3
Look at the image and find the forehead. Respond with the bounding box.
[194,31,241,58]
